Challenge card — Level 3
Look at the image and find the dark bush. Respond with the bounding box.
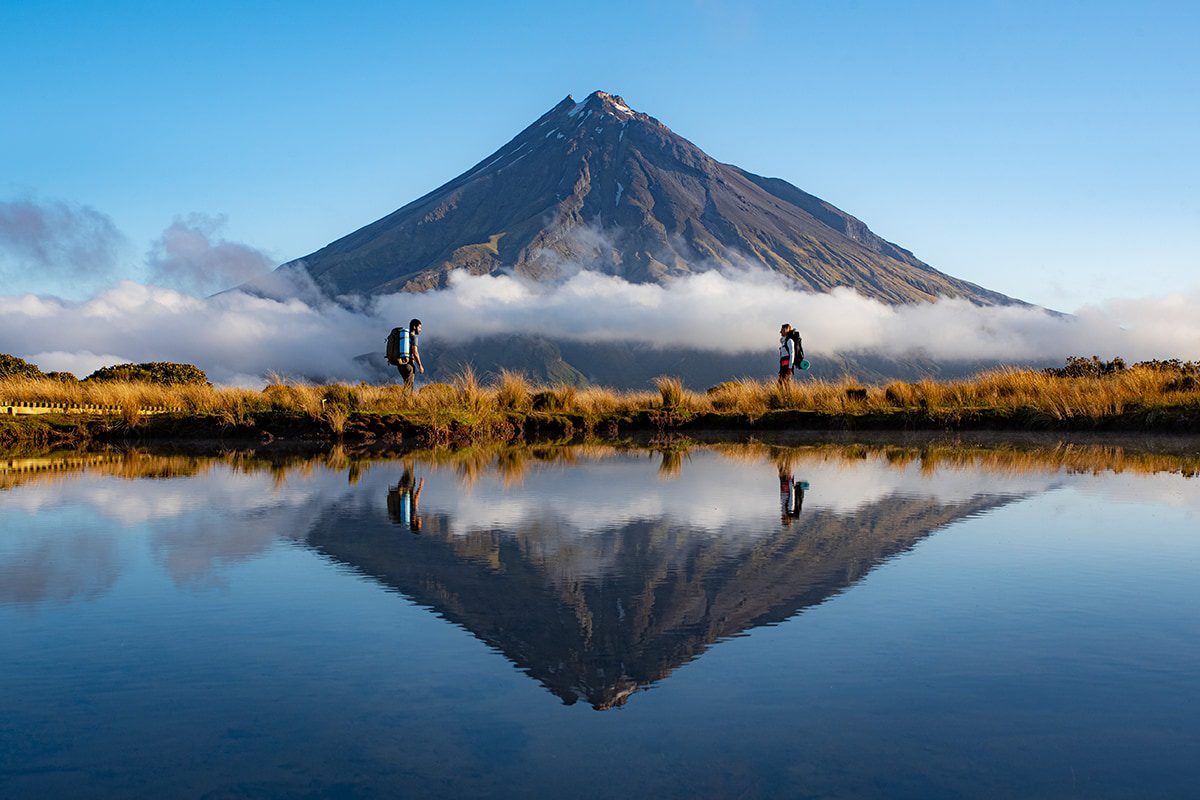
[1132,358,1200,376]
[45,371,80,382]
[1044,356,1127,378]
[0,353,45,380]
[85,362,209,385]
[1166,374,1199,392]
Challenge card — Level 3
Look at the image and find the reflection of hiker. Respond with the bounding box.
[778,323,797,384]
[778,466,805,524]
[386,318,425,390]
[387,465,424,532]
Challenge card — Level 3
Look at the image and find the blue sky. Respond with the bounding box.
[3,0,1197,309]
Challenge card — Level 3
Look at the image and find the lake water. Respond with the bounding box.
[2,438,1198,799]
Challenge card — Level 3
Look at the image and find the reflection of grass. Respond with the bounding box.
[4,437,1197,495]
[3,364,1200,436]
[714,440,1200,479]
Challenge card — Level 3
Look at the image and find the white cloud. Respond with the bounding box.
[2,266,1198,384]
[0,197,127,289]
[145,213,275,294]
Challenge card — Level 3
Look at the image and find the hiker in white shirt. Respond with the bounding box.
[778,324,796,384]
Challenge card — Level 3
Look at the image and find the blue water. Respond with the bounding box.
[1,444,1198,798]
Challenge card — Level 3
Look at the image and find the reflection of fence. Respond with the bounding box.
[1,454,118,475]
[0,454,122,490]
[1,401,177,416]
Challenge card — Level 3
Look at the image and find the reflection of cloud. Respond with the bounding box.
[2,469,364,597]
[418,451,1064,537]
[1069,471,1200,513]
[1,445,1195,606]
[0,530,120,606]
[148,513,281,589]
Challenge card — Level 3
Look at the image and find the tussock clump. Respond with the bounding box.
[324,405,349,436]
[532,386,577,412]
[767,381,805,410]
[495,370,532,411]
[452,367,486,413]
[884,381,916,407]
[321,384,362,411]
[263,383,322,417]
[654,376,685,410]
[707,379,767,415]
[413,382,459,412]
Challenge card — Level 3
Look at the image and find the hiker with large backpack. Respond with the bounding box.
[778,323,798,384]
[386,318,424,389]
[777,323,808,384]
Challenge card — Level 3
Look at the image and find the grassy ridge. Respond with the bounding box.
[3,365,1200,445]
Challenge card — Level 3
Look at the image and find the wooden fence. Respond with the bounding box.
[1,401,178,416]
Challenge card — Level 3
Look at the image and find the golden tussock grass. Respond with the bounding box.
[2,365,1198,425]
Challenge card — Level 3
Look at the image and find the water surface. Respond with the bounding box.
[2,440,1198,798]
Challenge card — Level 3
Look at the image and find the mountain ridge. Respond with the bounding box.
[281,90,1020,306]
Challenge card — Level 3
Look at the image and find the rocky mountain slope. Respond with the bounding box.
[286,91,1017,306]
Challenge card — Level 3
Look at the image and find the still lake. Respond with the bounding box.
[2,438,1198,799]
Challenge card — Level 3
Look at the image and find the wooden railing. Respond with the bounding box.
[0,401,179,416]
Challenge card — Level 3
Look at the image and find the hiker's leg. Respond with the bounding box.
[397,362,414,390]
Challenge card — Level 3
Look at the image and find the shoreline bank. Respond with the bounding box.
[5,402,1199,450]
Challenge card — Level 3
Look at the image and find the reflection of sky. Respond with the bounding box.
[2,449,1197,608]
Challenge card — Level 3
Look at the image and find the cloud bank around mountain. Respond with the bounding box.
[3,266,1197,385]
[2,202,1195,384]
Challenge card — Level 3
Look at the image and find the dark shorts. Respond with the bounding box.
[778,358,792,382]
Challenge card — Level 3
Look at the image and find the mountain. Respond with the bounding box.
[284,90,1017,306]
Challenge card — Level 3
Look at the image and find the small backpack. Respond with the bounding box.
[385,327,411,365]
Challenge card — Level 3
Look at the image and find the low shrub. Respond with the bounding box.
[0,354,44,380]
[86,362,209,385]
[1043,356,1127,378]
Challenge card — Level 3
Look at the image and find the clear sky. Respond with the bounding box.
[3,0,1197,309]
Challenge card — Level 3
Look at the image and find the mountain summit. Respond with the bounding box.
[287,90,1015,305]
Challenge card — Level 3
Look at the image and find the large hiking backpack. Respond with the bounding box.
[386,327,411,365]
[788,330,804,362]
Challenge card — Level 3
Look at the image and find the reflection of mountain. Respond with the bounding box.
[305,491,1017,710]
